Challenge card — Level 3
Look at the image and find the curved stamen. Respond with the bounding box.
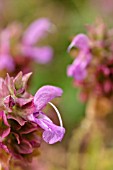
[48,102,63,127]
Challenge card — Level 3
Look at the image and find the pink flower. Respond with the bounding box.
[67,34,92,81]
[28,85,65,144]
[67,34,89,52]
[67,20,113,100]
[0,18,54,73]
[0,72,65,167]
[0,29,15,72]
[67,51,92,81]
[21,18,53,64]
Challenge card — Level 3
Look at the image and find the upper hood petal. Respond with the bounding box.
[22,18,52,45]
[34,85,63,111]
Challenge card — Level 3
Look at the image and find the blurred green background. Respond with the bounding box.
[0,0,112,136]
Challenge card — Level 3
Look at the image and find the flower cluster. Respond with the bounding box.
[0,18,53,74]
[0,72,65,169]
[67,20,113,101]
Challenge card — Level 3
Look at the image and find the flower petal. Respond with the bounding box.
[42,127,65,144]
[29,112,65,144]
[68,34,89,52]
[0,128,10,139]
[20,122,38,134]
[22,72,32,88]
[7,114,26,126]
[0,143,9,153]
[28,133,41,148]
[16,97,33,107]
[21,46,53,64]
[22,18,52,45]
[0,29,15,72]
[0,112,10,139]
[67,51,92,81]
[0,54,15,72]
[34,85,63,111]
[14,139,33,154]
[67,63,87,81]
[2,112,10,127]
[1,29,10,54]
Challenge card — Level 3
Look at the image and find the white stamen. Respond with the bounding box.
[48,102,63,127]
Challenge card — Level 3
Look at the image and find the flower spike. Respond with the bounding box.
[0,72,65,168]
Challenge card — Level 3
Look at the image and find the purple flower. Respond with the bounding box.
[0,72,65,168]
[68,34,89,52]
[30,112,65,144]
[0,72,41,163]
[28,85,65,144]
[21,18,53,64]
[67,34,92,81]
[0,29,15,71]
[67,51,92,81]
[0,18,53,74]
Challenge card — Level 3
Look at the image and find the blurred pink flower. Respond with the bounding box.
[0,29,15,72]
[67,34,92,81]
[21,18,53,64]
[67,21,113,100]
[0,18,54,73]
